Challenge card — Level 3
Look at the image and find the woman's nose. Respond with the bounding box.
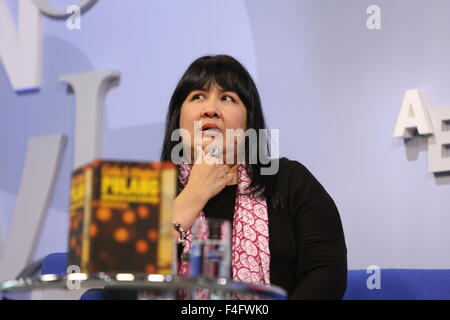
[201,101,221,119]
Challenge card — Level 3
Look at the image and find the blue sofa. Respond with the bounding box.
[41,253,450,300]
[343,268,450,300]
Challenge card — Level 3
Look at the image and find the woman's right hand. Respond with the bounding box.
[173,144,233,233]
[184,145,233,202]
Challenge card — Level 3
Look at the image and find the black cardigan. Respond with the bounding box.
[202,157,348,299]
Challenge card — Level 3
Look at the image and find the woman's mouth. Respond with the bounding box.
[202,128,221,136]
[201,124,222,136]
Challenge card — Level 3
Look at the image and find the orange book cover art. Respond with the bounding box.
[68,160,176,275]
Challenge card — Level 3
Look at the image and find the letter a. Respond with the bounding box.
[366,265,381,290]
[366,5,381,30]
[394,90,434,138]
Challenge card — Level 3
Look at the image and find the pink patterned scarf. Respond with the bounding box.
[177,162,271,285]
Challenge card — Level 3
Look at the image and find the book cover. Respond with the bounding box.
[68,160,176,275]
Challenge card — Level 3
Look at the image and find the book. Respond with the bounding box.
[68,160,176,275]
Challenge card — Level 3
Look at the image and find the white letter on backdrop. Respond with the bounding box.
[393,90,434,138]
[59,70,121,169]
[0,0,42,91]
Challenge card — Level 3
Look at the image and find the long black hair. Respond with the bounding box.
[161,55,279,209]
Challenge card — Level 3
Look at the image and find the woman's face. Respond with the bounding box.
[179,82,247,163]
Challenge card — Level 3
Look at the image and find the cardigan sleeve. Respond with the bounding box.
[283,160,347,299]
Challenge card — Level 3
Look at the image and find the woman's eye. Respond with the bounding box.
[222,95,235,102]
[192,93,205,100]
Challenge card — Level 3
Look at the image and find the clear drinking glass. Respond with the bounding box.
[189,218,231,280]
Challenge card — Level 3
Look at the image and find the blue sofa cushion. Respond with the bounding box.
[344,269,450,300]
[41,252,68,275]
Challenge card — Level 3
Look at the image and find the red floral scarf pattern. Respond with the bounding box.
[177,162,271,285]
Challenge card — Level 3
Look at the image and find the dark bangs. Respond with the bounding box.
[173,55,256,112]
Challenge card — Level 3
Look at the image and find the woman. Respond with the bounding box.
[161,55,347,299]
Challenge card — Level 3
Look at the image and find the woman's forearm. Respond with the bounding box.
[173,185,208,233]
